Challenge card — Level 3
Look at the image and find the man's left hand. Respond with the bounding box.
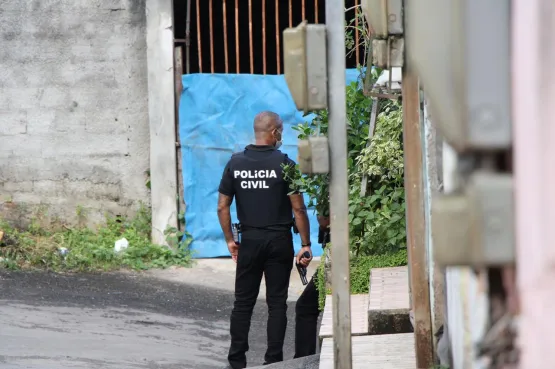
[296,246,312,267]
[227,240,239,263]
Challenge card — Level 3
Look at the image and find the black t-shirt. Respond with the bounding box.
[218,145,296,228]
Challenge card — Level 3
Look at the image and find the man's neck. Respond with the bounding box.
[254,141,272,146]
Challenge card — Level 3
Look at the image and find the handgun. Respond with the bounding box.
[231,223,241,245]
[296,251,311,285]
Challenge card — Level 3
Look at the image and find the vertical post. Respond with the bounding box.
[288,0,292,27]
[235,0,240,73]
[196,0,202,72]
[146,0,178,244]
[421,97,445,352]
[174,47,186,226]
[248,0,254,74]
[223,0,229,73]
[401,68,434,368]
[262,0,266,74]
[275,0,281,74]
[185,0,191,74]
[354,0,359,66]
[315,0,319,23]
[209,0,214,73]
[513,0,555,367]
[326,0,352,368]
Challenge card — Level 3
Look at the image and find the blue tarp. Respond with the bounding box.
[179,70,361,258]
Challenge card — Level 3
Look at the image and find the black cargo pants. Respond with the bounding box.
[293,275,320,358]
[228,228,294,369]
[293,228,328,358]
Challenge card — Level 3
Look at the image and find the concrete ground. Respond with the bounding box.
[0,258,319,369]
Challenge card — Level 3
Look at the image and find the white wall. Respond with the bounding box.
[0,0,151,226]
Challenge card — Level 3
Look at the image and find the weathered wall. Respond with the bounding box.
[0,0,150,226]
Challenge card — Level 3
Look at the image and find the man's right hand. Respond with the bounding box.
[227,240,239,263]
[296,246,312,267]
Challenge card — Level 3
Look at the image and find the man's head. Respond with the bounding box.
[253,111,283,148]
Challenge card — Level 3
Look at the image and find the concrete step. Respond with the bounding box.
[318,294,369,342]
[319,334,416,369]
[368,266,412,334]
[249,355,320,369]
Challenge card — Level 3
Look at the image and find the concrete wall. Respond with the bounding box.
[0,0,150,226]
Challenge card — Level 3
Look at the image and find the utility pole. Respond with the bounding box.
[282,1,352,367]
[325,0,353,367]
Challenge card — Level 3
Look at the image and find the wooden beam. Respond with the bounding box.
[401,67,434,368]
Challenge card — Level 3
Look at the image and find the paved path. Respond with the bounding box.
[0,266,308,369]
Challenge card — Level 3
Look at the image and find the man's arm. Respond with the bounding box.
[217,160,239,261]
[290,194,311,246]
[217,193,235,243]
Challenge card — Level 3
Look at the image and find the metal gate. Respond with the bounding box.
[174,0,365,75]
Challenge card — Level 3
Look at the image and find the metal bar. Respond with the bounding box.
[355,0,359,65]
[315,0,319,23]
[209,0,214,73]
[235,0,240,73]
[513,0,555,366]
[174,46,186,224]
[223,0,229,73]
[302,0,306,20]
[401,67,434,368]
[360,98,379,197]
[326,0,352,368]
[275,0,280,74]
[196,0,202,72]
[288,0,292,27]
[185,0,192,74]
[248,0,254,73]
[262,0,266,74]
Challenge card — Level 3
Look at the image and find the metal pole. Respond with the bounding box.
[326,0,352,368]
[185,0,191,74]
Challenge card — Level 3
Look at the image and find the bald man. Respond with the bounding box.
[217,111,312,369]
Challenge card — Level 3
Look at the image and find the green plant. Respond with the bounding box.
[315,248,408,310]
[164,210,193,250]
[349,105,406,255]
[0,204,193,272]
[283,77,380,218]
[284,86,405,257]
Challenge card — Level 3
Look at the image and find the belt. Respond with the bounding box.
[240,224,292,232]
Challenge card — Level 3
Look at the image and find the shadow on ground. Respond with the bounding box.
[0,270,298,369]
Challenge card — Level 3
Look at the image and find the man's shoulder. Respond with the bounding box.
[280,152,296,166]
[228,150,245,161]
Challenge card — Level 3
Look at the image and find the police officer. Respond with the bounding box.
[294,220,330,359]
[217,111,313,369]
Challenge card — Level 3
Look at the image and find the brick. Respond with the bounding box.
[0,88,41,110]
[0,110,27,135]
[25,109,57,134]
[0,134,42,158]
[3,181,33,192]
[40,132,129,158]
[38,87,70,109]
